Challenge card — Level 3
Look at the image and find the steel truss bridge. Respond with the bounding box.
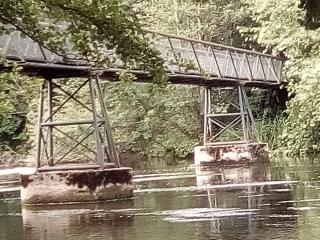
[0,29,286,169]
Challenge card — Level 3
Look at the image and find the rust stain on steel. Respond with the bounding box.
[65,170,132,192]
[20,175,33,188]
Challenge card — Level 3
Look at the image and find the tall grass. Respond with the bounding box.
[255,114,285,150]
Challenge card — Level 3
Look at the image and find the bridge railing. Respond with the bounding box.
[144,30,284,83]
[0,31,59,63]
[0,28,285,83]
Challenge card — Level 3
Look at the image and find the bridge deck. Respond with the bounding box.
[0,29,285,88]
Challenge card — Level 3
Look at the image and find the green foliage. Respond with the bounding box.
[105,82,200,158]
[299,0,320,29]
[0,0,167,84]
[255,114,285,150]
[3,0,314,162]
[241,0,320,155]
[281,63,320,154]
[138,0,251,45]
[0,64,40,164]
[0,65,40,146]
[0,0,168,162]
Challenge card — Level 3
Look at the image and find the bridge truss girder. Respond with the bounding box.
[36,73,119,169]
[203,85,259,145]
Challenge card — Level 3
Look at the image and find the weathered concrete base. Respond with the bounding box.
[194,143,269,186]
[194,143,269,166]
[20,167,133,205]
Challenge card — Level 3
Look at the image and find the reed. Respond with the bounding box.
[255,114,285,150]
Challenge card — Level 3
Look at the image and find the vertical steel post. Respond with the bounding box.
[210,47,222,78]
[244,54,254,81]
[47,78,54,166]
[94,74,120,167]
[203,87,208,145]
[191,42,202,73]
[89,77,104,167]
[36,83,45,168]
[258,56,266,80]
[168,37,182,73]
[207,88,212,138]
[241,86,260,142]
[228,50,239,79]
[238,85,249,142]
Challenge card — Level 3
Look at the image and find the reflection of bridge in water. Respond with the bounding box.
[0,163,297,240]
[0,28,286,204]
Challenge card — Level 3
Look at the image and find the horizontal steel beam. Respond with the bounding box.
[40,120,104,127]
[37,163,115,172]
[207,112,247,117]
[205,140,253,146]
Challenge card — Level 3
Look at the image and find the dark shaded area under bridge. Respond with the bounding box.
[0,29,285,88]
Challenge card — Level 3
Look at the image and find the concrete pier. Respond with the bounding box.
[20,167,133,205]
[194,143,269,186]
[194,143,269,166]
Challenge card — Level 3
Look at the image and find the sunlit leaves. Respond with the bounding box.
[138,0,251,46]
[242,0,320,155]
[104,82,200,158]
[0,0,167,84]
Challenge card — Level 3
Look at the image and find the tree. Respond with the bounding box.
[241,0,320,154]
[104,82,200,158]
[0,0,167,162]
[0,0,166,83]
[0,0,299,161]
[0,62,40,162]
[299,0,320,29]
[138,0,251,46]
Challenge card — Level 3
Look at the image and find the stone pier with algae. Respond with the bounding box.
[20,167,133,205]
[194,143,269,166]
[194,143,269,186]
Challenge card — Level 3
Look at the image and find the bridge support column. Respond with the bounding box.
[21,73,133,205]
[34,74,120,168]
[195,85,268,166]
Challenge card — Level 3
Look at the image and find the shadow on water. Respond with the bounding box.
[2,156,320,239]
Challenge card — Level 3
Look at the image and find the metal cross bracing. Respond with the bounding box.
[203,85,259,146]
[146,30,283,84]
[0,27,286,168]
[0,28,285,87]
[36,73,120,169]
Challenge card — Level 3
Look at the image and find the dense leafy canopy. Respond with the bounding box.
[0,0,166,83]
[105,82,200,158]
[0,0,167,161]
[242,0,320,154]
[299,0,320,29]
[138,0,251,46]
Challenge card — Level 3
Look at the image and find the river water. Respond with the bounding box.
[1,156,320,240]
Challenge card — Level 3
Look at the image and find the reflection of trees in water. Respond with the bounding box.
[202,185,297,239]
[68,211,134,227]
[22,201,135,240]
[19,157,320,240]
[199,163,297,240]
[0,215,23,240]
[0,200,23,240]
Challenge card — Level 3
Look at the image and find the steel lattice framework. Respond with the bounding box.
[0,28,286,168]
[35,73,120,169]
[0,29,285,86]
[203,86,259,146]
